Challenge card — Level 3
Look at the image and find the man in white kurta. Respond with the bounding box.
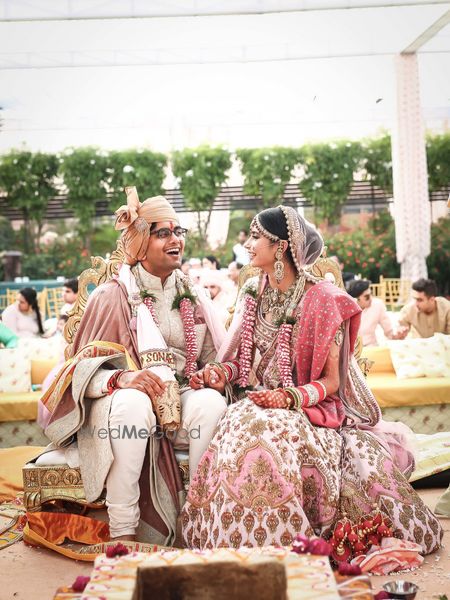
[37,188,227,543]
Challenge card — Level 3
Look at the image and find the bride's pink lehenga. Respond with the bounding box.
[181,280,442,554]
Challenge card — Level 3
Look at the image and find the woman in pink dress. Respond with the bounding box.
[181,206,442,556]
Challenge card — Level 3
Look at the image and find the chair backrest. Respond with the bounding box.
[380,276,411,309]
[370,281,387,302]
[0,292,8,314]
[43,287,65,320]
[64,239,124,359]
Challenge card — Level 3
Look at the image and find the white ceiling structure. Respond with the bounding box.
[0,0,449,153]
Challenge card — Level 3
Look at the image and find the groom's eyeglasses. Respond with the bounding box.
[151,226,188,240]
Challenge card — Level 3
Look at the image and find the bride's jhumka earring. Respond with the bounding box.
[274,241,285,284]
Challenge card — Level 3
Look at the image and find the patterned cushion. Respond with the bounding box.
[17,336,62,361]
[388,335,450,379]
[0,348,31,393]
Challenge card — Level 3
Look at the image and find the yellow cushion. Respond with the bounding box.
[0,445,45,502]
[0,391,41,422]
[31,358,59,385]
[361,346,395,374]
[367,372,450,407]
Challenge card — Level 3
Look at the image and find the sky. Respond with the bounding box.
[0,1,449,155]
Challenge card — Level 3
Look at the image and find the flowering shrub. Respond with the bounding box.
[326,211,450,294]
[326,211,399,282]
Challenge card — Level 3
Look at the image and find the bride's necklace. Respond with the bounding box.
[260,278,299,323]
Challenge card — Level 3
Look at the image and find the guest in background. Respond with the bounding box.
[1,287,44,338]
[181,258,191,276]
[227,261,242,288]
[232,229,250,265]
[0,321,18,348]
[347,279,393,346]
[202,255,220,270]
[188,257,202,284]
[61,278,78,315]
[201,270,233,324]
[396,278,450,339]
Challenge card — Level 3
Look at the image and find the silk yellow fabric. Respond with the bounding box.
[0,446,45,502]
[40,340,138,416]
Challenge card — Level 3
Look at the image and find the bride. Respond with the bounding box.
[181,206,442,557]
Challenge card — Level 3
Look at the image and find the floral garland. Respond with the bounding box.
[172,286,198,378]
[238,283,298,388]
[237,286,258,387]
[140,290,159,325]
[276,316,295,387]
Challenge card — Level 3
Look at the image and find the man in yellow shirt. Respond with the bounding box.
[396,278,450,339]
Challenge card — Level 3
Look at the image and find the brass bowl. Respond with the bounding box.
[382,580,419,600]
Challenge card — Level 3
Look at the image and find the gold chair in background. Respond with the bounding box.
[380,276,411,310]
[43,287,65,320]
[370,281,387,302]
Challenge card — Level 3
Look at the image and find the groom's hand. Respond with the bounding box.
[247,388,291,409]
[189,364,226,394]
[117,370,166,401]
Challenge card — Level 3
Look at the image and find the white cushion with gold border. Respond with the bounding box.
[0,348,32,393]
[388,335,450,379]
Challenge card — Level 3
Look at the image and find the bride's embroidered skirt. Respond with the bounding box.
[182,399,442,553]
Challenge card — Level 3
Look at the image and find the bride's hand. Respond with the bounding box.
[189,364,227,394]
[247,388,291,409]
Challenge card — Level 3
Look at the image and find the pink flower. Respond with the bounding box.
[338,562,362,576]
[308,537,332,556]
[106,543,130,558]
[292,534,310,553]
[374,592,390,600]
[72,576,90,592]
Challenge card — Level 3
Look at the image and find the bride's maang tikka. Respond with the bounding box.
[252,215,281,243]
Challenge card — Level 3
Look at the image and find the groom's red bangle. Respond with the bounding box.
[107,370,125,395]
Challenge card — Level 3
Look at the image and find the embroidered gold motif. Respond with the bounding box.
[140,349,175,370]
[151,379,181,431]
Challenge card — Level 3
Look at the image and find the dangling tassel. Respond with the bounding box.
[129,316,137,331]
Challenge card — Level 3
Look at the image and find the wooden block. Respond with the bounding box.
[133,558,287,600]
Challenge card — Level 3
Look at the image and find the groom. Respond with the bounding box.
[37,187,227,544]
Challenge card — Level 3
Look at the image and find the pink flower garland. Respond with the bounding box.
[142,296,159,326]
[238,293,258,387]
[179,297,198,378]
[276,322,294,387]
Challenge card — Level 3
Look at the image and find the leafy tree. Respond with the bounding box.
[362,134,393,195]
[0,150,58,252]
[107,149,167,209]
[171,146,231,238]
[426,133,450,193]
[59,147,109,251]
[0,216,16,251]
[299,140,362,225]
[236,147,301,209]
